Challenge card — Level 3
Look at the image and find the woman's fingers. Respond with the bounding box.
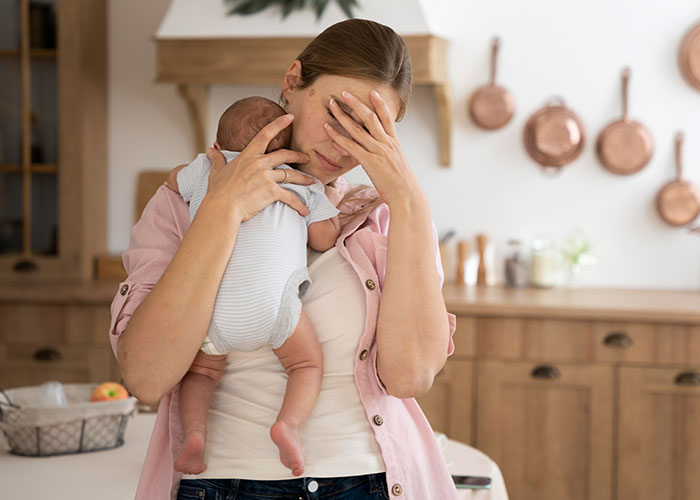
[340,91,389,140]
[262,148,311,170]
[277,186,310,216]
[245,114,295,154]
[369,89,397,137]
[276,168,315,186]
[329,98,378,152]
[324,122,370,163]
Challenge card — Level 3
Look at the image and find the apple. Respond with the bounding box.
[90,382,129,402]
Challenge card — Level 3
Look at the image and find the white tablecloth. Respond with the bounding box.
[0,413,508,499]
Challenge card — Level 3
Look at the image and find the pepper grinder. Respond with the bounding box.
[456,240,469,285]
[476,234,489,286]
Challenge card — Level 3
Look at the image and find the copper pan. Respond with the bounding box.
[656,132,700,226]
[523,98,586,173]
[679,21,700,92]
[596,67,654,175]
[468,37,515,130]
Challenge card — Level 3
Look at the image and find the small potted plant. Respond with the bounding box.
[560,230,597,289]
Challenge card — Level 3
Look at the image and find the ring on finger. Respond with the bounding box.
[280,169,289,184]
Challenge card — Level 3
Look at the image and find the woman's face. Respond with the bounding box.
[282,66,401,185]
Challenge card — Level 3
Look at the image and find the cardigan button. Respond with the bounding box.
[359,349,368,361]
[365,278,376,290]
[391,483,403,496]
[119,284,129,296]
[373,414,384,426]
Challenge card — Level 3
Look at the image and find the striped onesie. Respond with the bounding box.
[176,150,339,355]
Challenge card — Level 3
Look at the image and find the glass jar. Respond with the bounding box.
[530,239,557,288]
[504,239,528,288]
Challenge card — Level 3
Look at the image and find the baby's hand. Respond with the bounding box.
[324,183,344,207]
[167,164,187,193]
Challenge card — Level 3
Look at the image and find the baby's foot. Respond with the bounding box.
[270,421,304,476]
[174,431,207,475]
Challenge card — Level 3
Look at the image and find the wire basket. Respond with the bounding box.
[0,383,137,457]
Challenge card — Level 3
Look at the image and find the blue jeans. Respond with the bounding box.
[176,473,390,500]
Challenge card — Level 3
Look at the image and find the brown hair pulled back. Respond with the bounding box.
[293,19,412,120]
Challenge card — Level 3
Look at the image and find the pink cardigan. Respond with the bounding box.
[109,178,458,500]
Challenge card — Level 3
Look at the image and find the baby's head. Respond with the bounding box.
[215,97,291,153]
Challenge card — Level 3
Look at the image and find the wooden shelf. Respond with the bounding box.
[156,35,452,166]
[0,163,57,174]
[0,48,57,58]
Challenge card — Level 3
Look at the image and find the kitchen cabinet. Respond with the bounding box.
[476,360,613,500]
[421,286,700,500]
[0,0,107,280]
[618,366,700,500]
[0,281,121,389]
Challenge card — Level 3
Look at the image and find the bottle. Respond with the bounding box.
[530,239,557,288]
[476,234,489,286]
[504,239,528,288]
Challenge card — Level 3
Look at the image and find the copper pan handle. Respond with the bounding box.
[676,131,684,181]
[621,67,630,121]
[490,37,500,85]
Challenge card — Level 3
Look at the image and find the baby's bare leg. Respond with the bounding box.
[174,351,227,474]
[270,309,323,477]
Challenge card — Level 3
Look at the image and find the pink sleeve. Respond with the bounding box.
[108,186,188,359]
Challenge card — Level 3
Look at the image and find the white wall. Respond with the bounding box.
[108,0,700,290]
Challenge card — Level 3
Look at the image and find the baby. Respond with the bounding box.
[167,96,342,477]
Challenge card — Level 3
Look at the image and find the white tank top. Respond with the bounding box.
[187,246,386,480]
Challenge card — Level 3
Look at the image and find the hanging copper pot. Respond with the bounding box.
[523,98,586,172]
[679,21,700,92]
[468,37,515,130]
[656,132,700,226]
[596,67,654,175]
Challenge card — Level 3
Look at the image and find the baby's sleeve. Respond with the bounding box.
[305,178,340,226]
[176,153,208,202]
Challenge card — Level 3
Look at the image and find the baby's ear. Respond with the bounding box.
[213,142,222,150]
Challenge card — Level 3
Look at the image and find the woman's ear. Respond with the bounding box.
[281,60,302,101]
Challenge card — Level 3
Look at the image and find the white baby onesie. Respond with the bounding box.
[176,150,339,354]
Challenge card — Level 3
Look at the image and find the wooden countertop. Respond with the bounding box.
[443,285,700,324]
[0,280,121,304]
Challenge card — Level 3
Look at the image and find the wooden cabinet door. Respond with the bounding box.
[618,366,700,500]
[476,360,614,500]
[417,359,473,444]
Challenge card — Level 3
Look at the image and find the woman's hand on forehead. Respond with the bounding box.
[324,89,423,208]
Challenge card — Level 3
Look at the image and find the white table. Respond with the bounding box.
[0,413,508,499]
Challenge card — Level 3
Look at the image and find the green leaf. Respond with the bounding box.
[337,0,356,19]
[224,0,358,19]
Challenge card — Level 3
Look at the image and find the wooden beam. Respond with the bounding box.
[157,35,452,165]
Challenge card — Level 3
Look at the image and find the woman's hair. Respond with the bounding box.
[287,19,413,225]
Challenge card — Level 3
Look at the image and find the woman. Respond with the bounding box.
[109,19,457,500]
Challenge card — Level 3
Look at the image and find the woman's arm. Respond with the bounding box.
[116,114,313,405]
[325,90,452,399]
[375,196,451,398]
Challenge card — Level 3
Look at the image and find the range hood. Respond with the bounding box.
[155,0,451,165]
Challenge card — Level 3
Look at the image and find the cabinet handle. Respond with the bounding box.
[603,332,633,348]
[531,365,560,380]
[675,371,700,387]
[13,259,38,273]
[33,348,62,362]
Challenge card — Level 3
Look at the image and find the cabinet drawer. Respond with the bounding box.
[0,343,120,389]
[478,317,700,365]
[0,303,111,344]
